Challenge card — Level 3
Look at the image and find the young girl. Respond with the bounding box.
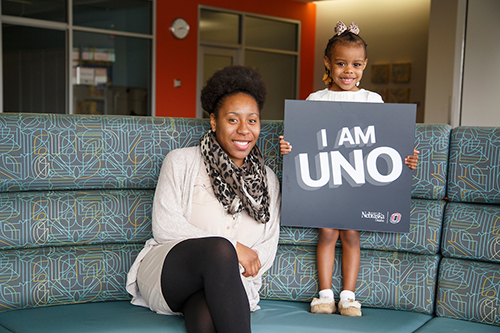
[280,21,419,317]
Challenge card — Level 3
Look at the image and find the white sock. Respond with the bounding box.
[319,289,334,300]
[340,290,355,301]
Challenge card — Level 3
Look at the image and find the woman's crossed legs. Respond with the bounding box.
[161,237,251,333]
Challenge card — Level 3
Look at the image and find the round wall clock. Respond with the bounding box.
[170,18,190,39]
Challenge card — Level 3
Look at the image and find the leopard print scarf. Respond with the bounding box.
[199,130,270,224]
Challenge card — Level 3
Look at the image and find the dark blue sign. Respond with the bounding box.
[281,100,416,232]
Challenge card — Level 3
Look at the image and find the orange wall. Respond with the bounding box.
[156,0,316,118]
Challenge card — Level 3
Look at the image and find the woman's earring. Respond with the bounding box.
[356,81,360,87]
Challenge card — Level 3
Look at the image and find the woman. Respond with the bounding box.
[126,65,281,333]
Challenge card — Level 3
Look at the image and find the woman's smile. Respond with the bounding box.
[233,140,251,149]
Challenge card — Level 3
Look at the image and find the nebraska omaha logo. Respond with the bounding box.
[361,211,385,222]
[360,211,403,224]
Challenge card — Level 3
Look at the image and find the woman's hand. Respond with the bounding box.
[236,242,261,278]
[405,149,420,170]
[279,136,292,155]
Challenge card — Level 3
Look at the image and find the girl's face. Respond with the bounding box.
[324,43,367,92]
[210,92,261,167]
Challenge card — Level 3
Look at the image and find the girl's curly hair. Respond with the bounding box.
[201,65,267,118]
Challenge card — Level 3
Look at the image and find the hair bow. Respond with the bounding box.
[335,21,360,35]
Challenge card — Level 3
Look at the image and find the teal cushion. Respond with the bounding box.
[0,114,282,191]
[436,258,500,326]
[0,301,185,333]
[253,300,433,333]
[0,190,154,250]
[411,124,452,200]
[447,126,500,204]
[441,202,500,263]
[0,325,12,333]
[415,317,500,332]
[0,300,433,333]
[0,243,142,313]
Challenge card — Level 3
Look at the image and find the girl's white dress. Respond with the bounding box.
[306,88,383,103]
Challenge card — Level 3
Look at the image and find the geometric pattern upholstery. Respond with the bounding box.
[438,126,500,327]
[0,114,282,191]
[278,198,445,255]
[0,115,208,191]
[447,126,500,204]
[0,243,142,312]
[261,246,439,315]
[0,190,153,250]
[411,124,452,200]
[436,258,500,326]
[441,202,500,263]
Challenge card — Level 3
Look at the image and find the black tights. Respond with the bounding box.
[161,237,251,333]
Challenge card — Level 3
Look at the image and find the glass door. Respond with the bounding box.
[197,46,239,118]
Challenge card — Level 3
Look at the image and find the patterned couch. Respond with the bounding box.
[0,113,498,332]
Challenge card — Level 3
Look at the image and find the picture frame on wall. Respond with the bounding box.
[371,64,390,84]
[388,88,410,103]
[392,63,411,83]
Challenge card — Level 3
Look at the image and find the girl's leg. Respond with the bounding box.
[311,228,340,314]
[317,228,340,290]
[338,229,362,316]
[339,229,360,292]
[160,237,251,333]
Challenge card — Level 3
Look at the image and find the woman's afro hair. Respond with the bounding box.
[201,65,267,117]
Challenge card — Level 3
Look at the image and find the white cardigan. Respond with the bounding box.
[126,146,281,312]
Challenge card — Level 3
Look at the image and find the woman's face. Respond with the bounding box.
[210,92,260,167]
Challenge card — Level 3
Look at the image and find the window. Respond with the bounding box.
[198,7,300,120]
[200,10,239,45]
[1,0,154,116]
[3,24,66,114]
